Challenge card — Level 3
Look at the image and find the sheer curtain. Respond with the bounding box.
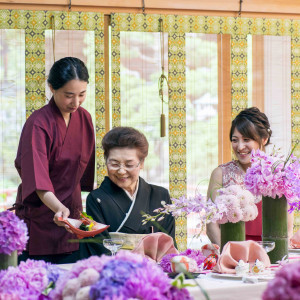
[250,35,291,156]
[119,31,169,189]
[186,33,218,247]
[0,29,25,210]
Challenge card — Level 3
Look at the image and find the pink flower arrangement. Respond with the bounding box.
[0,259,64,299]
[214,185,259,224]
[245,149,300,211]
[262,261,300,300]
[160,249,206,273]
[0,210,28,255]
[51,251,193,300]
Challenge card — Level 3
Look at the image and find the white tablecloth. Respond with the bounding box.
[186,274,268,300]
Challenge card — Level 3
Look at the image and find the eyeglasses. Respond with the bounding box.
[106,161,141,171]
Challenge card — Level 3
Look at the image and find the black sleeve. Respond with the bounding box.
[79,192,111,259]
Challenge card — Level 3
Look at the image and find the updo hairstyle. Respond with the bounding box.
[229,107,272,148]
[102,127,149,161]
[47,57,89,90]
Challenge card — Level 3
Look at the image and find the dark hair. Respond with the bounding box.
[47,57,89,90]
[230,107,272,148]
[102,127,149,160]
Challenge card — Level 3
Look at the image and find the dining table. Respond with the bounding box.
[186,249,300,300]
[57,249,300,300]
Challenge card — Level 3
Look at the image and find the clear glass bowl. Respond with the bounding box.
[257,241,275,253]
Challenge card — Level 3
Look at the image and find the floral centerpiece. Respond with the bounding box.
[142,193,225,236]
[214,185,260,249]
[0,259,64,299]
[262,261,300,300]
[51,251,193,300]
[143,186,259,250]
[244,147,300,263]
[160,249,206,273]
[0,210,28,269]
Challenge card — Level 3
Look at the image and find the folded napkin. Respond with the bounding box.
[290,229,300,248]
[213,240,271,274]
[131,232,179,262]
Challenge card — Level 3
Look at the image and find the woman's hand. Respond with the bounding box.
[53,207,70,226]
[36,190,72,232]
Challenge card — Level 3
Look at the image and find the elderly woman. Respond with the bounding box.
[80,126,176,257]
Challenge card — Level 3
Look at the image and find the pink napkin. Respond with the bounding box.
[213,240,271,274]
[290,229,300,248]
[131,232,179,262]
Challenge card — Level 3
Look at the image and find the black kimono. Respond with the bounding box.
[80,176,176,257]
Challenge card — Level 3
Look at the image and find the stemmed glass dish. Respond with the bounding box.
[103,238,124,256]
[257,241,275,253]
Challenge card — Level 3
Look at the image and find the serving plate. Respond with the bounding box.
[58,214,109,239]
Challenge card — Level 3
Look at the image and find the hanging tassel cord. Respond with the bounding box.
[51,15,55,63]
[158,18,169,137]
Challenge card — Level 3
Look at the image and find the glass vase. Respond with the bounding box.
[262,195,288,263]
[220,221,245,250]
[0,250,18,270]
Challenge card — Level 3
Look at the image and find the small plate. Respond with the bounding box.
[168,272,200,279]
[289,248,300,253]
[58,214,109,239]
[211,272,274,281]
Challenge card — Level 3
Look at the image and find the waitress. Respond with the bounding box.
[14,57,95,264]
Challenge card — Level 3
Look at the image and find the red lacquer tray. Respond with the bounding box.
[58,213,109,239]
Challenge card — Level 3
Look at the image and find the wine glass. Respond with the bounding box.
[103,238,124,256]
[257,241,275,253]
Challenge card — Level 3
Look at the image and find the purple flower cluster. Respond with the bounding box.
[215,184,258,224]
[146,194,225,232]
[284,157,300,211]
[245,149,300,211]
[160,249,206,273]
[52,251,193,300]
[0,259,52,299]
[262,261,300,300]
[0,210,28,255]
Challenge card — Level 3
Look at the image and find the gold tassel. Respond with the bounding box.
[161,113,166,137]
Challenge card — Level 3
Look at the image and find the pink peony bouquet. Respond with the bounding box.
[262,261,300,300]
[51,251,193,300]
[215,185,259,224]
[244,148,300,212]
[0,210,28,255]
[0,259,64,299]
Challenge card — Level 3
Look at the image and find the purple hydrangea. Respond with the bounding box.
[0,259,49,299]
[51,255,112,300]
[89,260,141,299]
[122,260,172,299]
[51,251,193,300]
[262,261,300,300]
[0,210,28,255]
